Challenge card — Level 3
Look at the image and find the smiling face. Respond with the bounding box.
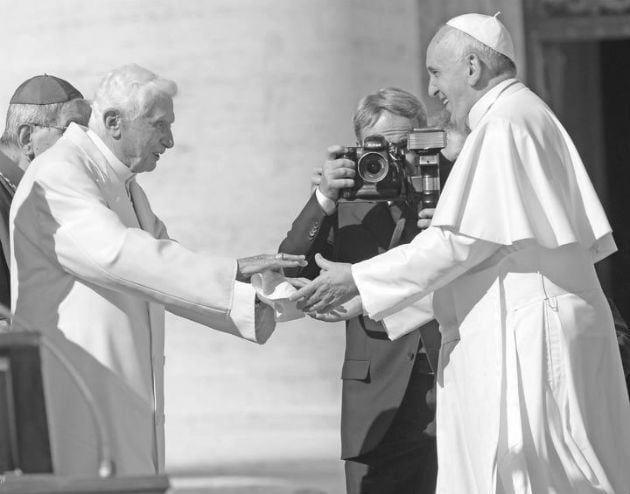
[119,93,175,173]
[426,27,476,127]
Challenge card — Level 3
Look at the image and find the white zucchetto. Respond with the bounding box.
[446,13,516,64]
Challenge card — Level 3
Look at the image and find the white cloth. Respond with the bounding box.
[251,271,304,322]
[437,79,615,256]
[352,80,630,493]
[9,123,274,475]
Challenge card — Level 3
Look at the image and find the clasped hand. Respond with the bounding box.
[288,253,359,313]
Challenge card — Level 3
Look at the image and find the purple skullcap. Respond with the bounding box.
[9,74,83,105]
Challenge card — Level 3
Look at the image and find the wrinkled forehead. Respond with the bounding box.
[426,26,460,65]
[58,98,92,127]
[142,92,175,122]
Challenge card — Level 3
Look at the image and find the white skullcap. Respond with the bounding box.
[446,12,515,64]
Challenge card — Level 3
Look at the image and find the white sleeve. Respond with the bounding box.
[23,158,266,342]
[315,187,337,215]
[352,226,500,322]
[379,293,434,340]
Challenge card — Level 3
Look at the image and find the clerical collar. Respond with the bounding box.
[467,78,519,130]
[86,128,135,184]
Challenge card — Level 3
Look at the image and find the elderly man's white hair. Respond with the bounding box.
[89,64,177,128]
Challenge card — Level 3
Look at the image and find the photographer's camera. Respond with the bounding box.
[339,134,406,201]
[339,129,446,207]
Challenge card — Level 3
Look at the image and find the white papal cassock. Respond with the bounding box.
[352,79,630,494]
[10,124,274,475]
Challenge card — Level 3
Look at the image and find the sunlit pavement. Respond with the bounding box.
[168,459,345,494]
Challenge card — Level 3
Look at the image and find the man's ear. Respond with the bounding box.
[16,124,35,160]
[103,109,122,139]
[466,53,483,86]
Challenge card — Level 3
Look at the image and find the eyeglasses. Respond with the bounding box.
[28,122,68,132]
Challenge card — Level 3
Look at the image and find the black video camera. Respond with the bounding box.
[339,128,446,208]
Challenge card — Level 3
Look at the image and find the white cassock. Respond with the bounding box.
[353,79,630,494]
[10,123,274,476]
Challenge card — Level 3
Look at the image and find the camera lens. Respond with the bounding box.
[367,161,381,174]
[358,153,389,182]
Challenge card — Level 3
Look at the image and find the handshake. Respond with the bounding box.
[250,254,362,324]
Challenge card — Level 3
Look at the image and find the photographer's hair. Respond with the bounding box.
[353,87,428,141]
[89,64,177,130]
[1,102,70,147]
[442,26,516,78]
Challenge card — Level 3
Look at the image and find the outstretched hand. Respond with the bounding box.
[236,253,307,282]
[288,254,358,313]
[308,295,363,322]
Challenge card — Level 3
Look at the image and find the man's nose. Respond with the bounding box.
[162,128,174,149]
[427,79,438,98]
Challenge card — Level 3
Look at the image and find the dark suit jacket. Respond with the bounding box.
[0,150,19,312]
[280,193,440,459]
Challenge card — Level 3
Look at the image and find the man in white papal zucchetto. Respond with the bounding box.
[289,12,630,494]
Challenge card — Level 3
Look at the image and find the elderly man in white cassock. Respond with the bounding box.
[9,64,305,476]
[290,13,630,494]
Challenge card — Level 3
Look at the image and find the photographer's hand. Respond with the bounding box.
[318,145,356,202]
[417,208,435,230]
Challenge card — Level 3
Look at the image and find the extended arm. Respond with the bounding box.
[354,226,500,321]
[17,160,297,342]
[291,226,500,339]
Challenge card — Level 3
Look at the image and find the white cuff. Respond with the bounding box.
[315,188,337,216]
[230,281,258,343]
[381,295,434,340]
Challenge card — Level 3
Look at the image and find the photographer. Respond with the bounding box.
[279,88,447,494]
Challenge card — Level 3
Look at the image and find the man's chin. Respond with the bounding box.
[131,160,158,173]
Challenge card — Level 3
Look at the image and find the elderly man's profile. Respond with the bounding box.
[9,64,303,475]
